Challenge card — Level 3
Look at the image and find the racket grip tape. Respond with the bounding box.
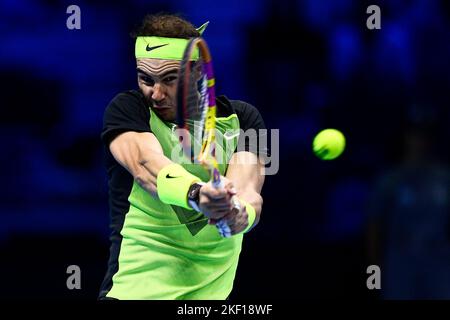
[216,198,256,238]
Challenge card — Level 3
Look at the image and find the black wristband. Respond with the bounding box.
[187,182,204,212]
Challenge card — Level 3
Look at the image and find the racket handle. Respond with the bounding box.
[231,195,241,212]
[216,219,231,238]
[211,168,241,238]
[216,196,241,238]
[212,168,223,189]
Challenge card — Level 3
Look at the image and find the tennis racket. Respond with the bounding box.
[176,37,239,238]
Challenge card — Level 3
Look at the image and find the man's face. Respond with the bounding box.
[136,58,180,122]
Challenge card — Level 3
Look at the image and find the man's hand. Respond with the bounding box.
[198,176,236,220]
[208,198,249,236]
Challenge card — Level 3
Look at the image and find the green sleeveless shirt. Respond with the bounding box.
[107,106,243,300]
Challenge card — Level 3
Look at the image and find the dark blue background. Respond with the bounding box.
[1,0,449,299]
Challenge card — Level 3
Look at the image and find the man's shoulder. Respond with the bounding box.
[216,95,257,118]
[109,89,146,107]
[104,89,150,119]
[101,89,151,145]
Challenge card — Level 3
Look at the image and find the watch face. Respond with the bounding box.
[189,184,201,199]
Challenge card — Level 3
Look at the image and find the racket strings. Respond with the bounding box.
[176,38,231,237]
[178,40,208,163]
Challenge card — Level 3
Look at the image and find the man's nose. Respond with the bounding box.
[151,83,166,102]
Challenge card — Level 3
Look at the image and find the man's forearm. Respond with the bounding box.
[110,132,171,197]
[225,152,266,230]
[238,190,263,228]
[134,149,172,198]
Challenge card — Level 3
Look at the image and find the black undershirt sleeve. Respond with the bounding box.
[101,90,151,146]
[232,100,270,158]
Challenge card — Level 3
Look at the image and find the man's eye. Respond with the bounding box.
[142,77,155,85]
[164,76,177,83]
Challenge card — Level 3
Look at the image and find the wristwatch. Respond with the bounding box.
[187,182,205,212]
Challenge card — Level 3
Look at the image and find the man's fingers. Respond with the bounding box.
[201,201,233,211]
[224,183,237,195]
[220,211,237,228]
[220,207,249,236]
[201,189,229,200]
[199,193,234,212]
[206,209,231,219]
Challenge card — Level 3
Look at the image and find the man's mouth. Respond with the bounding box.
[152,102,171,109]
[154,107,172,117]
[154,106,171,111]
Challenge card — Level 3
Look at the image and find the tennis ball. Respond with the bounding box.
[312,129,346,160]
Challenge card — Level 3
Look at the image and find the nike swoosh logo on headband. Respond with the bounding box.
[146,43,169,51]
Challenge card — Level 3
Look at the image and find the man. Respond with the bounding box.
[99,14,266,300]
[367,120,450,299]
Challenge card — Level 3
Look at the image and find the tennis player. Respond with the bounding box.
[98,14,267,300]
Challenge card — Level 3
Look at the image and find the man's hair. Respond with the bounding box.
[131,13,200,39]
